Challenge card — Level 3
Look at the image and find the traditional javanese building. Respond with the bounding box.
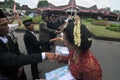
[36,0,119,21]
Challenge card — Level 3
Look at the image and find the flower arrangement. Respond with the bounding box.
[73,15,81,47]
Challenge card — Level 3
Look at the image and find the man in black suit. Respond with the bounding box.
[23,19,49,79]
[39,15,60,51]
[0,9,55,80]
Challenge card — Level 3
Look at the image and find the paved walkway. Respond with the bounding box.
[16,32,120,80]
[108,21,120,24]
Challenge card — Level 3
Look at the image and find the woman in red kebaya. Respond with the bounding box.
[51,15,102,80]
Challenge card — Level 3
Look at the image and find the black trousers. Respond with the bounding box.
[31,63,39,79]
[19,69,27,80]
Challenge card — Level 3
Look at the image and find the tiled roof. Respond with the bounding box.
[68,0,76,6]
[37,0,99,12]
[77,5,89,10]
[47,3,55,8]
[89,5,98,10]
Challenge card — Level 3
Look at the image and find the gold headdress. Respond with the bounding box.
[73,15,81,47]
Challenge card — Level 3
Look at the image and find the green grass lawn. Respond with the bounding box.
[82,20,120,39]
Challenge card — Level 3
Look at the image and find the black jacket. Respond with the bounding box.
[39,20,56,41]
[23,31,48,54]
[0,35,42,80]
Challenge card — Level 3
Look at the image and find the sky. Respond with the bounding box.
[0,0,120,11]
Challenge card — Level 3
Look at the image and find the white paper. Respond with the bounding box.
[58,72,76,80]
[55,46,69,56]
[45,66,76,80]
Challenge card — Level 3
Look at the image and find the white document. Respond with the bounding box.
[58,72,76,80]
[55,46,69,56]
[45,66,76,80]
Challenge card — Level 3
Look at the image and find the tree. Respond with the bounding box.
[3,0,14,9]
[37,0,49,8]
[16,3,21,10]
[2,0,21,10]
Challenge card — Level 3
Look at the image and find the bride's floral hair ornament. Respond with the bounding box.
[73,15,81,47]
[63,14,92,51]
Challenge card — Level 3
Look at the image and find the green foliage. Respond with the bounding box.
[85,18,95,22]
[82,19,120,38]
[106,24,120,32]
[92,20,109,26]
[37,0,49,8]
[22,16,42,24]
[16,3,21,10]
[22,16,32,21]
[32,16,42,24]
[2,0,21,10]
[110,24,120,27]
[4,0,14,9]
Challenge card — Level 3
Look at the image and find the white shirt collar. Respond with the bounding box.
[0,36,8,44]
[30,31,35,35]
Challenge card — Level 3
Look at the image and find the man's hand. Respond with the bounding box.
[49,37,63,42]
[45,52,57,61]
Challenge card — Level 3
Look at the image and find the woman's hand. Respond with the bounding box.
[50,37,63,42]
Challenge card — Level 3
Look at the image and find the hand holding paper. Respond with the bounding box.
[45,52,58,61]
